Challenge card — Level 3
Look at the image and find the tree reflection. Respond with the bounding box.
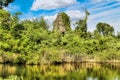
[0,63,120,80]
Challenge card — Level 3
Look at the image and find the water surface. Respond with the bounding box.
[0,63,120,80]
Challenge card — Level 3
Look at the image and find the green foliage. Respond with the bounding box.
[32,17,48,30]
[0,9,120,64]
[11,24,25,38]
[61,12,71,31]
[75,10,90,38]
[0,63,120,80]
[0,75,23,80]
[96,22,114,36]
[75,19,87,38]
[10,12,22,28]
[0,9,10,30]
[0,0,14,9]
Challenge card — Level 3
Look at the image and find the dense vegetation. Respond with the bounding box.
[0,5,120,64]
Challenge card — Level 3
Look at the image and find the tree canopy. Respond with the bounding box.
[96,22,114,36]
[75,9,90,38]
[0,9,10,30]
[0,0,14,9]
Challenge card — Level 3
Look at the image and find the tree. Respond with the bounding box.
[0,9,10,30]
[93,30,101,39]
[0,0,14,9]
[75,9,90,38]
[32,17,48,31]
[11,24,25,38]
[96,23,114,36]
[39,17,48,30]
[116,32,120,39]
[10,12,22,28]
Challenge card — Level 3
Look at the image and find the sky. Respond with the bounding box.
[5,0,120,32]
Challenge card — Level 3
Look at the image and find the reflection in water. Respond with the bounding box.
[0,63,120,80]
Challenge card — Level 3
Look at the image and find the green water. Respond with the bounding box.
[0,63,120,80]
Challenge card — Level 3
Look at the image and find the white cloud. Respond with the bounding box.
[44,10,84,23]
[44,14,57,30]
[92,0,104,3]
[31,0,77,10]
[66,10,85,20]
[44,15,57,22]
[66,10,85,29]
[89,2,120,12]
[89,6,120,21]
[92,0,120,3]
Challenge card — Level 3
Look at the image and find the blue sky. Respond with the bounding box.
[5,0,120,32]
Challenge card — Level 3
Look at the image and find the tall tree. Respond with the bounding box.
[75,9,90,38]
[96,22,114,36]
[0,0,14,9]
[10,12,22,28]
[32,17,48,30]
[39,16,48,30]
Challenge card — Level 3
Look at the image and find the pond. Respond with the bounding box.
[0,63,120,80]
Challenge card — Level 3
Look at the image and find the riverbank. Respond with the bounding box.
[76,60,120,63]
[0,52,120,65]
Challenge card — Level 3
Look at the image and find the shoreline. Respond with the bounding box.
[75,60,120,63]
[0,60,120,65]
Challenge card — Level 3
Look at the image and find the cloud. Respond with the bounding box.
[88,6,120,32]
[66,10,85,20]
[92,0,120,3]
[89,5,120,21]
[89,1,120,12]
[44,15,57,21]
[65,10,86,29]
[92,0,105,3]
[44,10,84,22]
[44,14,57,29]
[31,0,77,10]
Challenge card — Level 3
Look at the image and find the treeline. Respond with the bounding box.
[0,3,120,64]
